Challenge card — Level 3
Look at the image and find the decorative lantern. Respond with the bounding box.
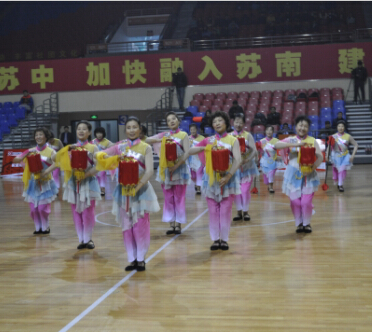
[27,152,43,180]
[212,146,229,194]
[165,139,177,162]
[71,148,88,181]
[299,146,316,174]
[237,137,246,154]
[119,156,139,212]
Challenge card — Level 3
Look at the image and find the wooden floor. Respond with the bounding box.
[0,165,372,332]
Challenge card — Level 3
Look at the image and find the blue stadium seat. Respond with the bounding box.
[0,121,10,134]
[13,101,20,108]
[254,133,265,141]
[7,113,18,127]
[187,106,198,116]
[308,115,319,126]
[320,107,332,118]
[204,126,214,136]
[333,100,345,108]
[3,102,13,108]
[196,112,205,118]
[0,129,2,141]
[0,103,2,108]
[320,114,332,128]
[15,107,26,120]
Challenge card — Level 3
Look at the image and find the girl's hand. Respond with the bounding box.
[219,173,232,188]
[350,156,354,163]
[297,142,307,147]
[69,144,77,151]
[28,148,37,154]
[168,164,179,174]
[40,170,49,179]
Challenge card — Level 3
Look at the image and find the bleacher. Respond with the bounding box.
[184,88,346,141]
[0,102,28,142]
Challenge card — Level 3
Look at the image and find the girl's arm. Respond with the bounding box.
[219,140,242,187]
[168,135,190,173]
[135,146,154,193]
[106,140,115,148]
[12,148,35,164]
[189,146,206,155]
[313,139,323,169]
[348,135,358,163]
[274,140,306,150]
[145,133,163,145]
[243,134,258,163]
[57,140,64,150]
[85,146,100,179]
[41,151,57,178]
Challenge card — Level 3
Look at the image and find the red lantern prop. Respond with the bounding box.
[27,152,43,180]
[165,139,178,162]
[71,148,88,191]
[212,146,229,194]
[119,157,139,211]
[298,146,316,174]
[237,137,246,154]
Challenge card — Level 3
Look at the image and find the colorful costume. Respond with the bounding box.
[91,138,111,188]
[259,137,279,185]
[232,130,258,213]
[48,138,62,188]
[58,141,101,244]
[97,139,160,263]
[22,145,58,232]
[188,134,205,187]
[280,136,320,227]
[153,129,191,225]
[330,133,352,186]
[196,133,241,241]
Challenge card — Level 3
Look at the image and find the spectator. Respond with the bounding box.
[346,14,355,25]
[332,112,348,131]
[266,106,281,126]
[277,123,295,135]
[60,126,73,146]
[351,60,368,103]
[200,109,212,133]
[172,67,188,110]
[228,100,244,120]
[318,121,335,139]
[19,89,34,113]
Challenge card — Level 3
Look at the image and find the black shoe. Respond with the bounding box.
[42,227,50,234]
[166,227,175,235]
[296,224,304,233]
[304,225,312,233]
[125,261,137,271]
[210,240,220,251]
[86,240,95,249]
[243,213,251,221]
[233,214,243,221]
[196,190,201,195]
[174,225,182,234]
[136,261,146,272]
[339,186,344,192]
[33,229,42,235]
[77,242,86,249]
[269,188,275,194]
[220,240,229,251]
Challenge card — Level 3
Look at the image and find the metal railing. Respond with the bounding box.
[125,7,174,17]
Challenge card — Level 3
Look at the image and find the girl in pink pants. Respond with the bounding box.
[189,111,241,251]
[326,122,358,192]
[55,120,101,250]
[96,117,160,272]
[231,114,258,221]
[275,116,323,234]
[13,127,58,234]
[146,112,191,235]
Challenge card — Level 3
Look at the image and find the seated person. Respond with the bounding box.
[228,100,244,120]
[19,89,34,113]
[277,123,294,135]
[266,107,281,125]
[319,120,335,140]
[332,112,347,131]
[200,109,212,133]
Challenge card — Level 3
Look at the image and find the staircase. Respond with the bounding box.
[171,1,197,39]
[345,101,372,164]
[0,93,59,172]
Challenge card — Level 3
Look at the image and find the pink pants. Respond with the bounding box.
[191,167,203,187]
[122,213,150,263]
[52,168,60,189]
[290,193,314,227]
[263,169,276,185]
[161,184,187,224]
[29,203,51,232]
[96,171,106,188]
[70,201,96,243]
[206,195,235,241]
[235,179,252,212]
[332,167,347,186]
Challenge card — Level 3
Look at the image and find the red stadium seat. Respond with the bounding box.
[253,125,265,133]
[216,92,227,100]
[239,91,250,99]
[248,97,259,105]
[250,91,261,99]
[283,102,294,111]
[237,97,248,107]
[332,93,344,101]
[320,88,330,95]
[227,92,238,99]
[246,105,257,113]
[258,109,270,117]
[272,125,279,132]
[272,95,283,103]
[190,100,200,107]
[193,93,204,101]
[222,105,230,113]
[199,105,208,112]
[225,98,234,107]
[331,87,343,95]
[261,90,272,98]
[295,101,306,112]
[205,93,216,100]
[296,89,307,96]
[284,89,296,99]
[281,115,293,125]
[308,101,319,115]
[245,112,255,121]
[308,88,319,96]
[271,101,282,113]
[273,90,284,97]
[260,95,271,104]
[282,108,294,117]
[295,108,307,117]
[202,99,213,108]
[211,105,221,113]
[320,99,332,108]
[259,103,269,112]
[213,98,224,107]
[243,125,251,132]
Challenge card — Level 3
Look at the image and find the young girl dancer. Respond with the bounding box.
[259,125,279,194]
[91,127,114,196]
[47,131,63,189]
[189,111,241,250]
[231,114,258,221]
[95,117,160,271]
[55,120,101,249]
[326,121,358,192]
[13,127,58,234]
[188,123,205,195]
[274,116,323,234]
[146,112,190,235]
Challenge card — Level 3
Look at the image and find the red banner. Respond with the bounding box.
[0,42,371,95]
[1,149,26,175]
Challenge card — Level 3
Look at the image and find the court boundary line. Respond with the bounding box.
[58,208,209,332]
